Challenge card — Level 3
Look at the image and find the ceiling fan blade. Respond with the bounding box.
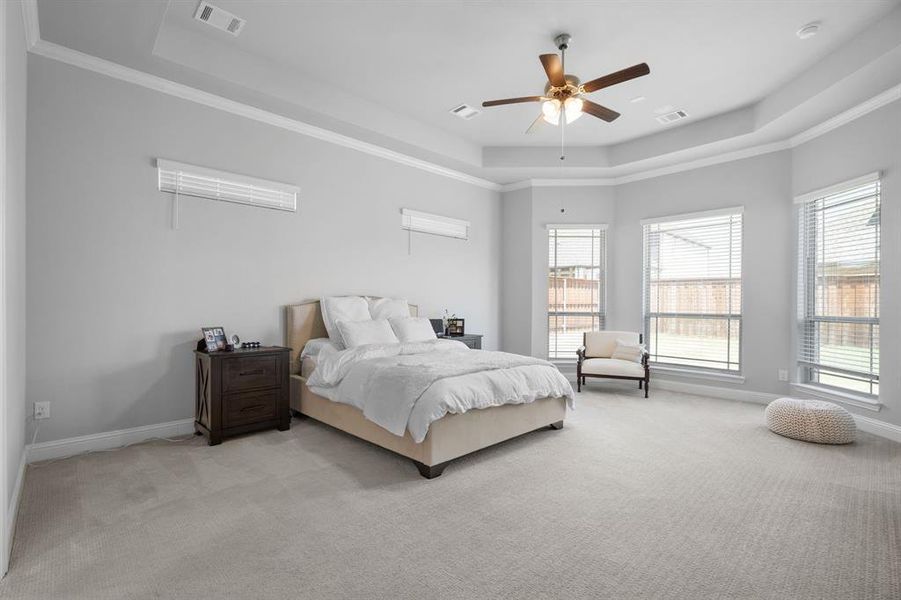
[482,96,544,107]
[581,100,621,122]
[539,54,566,87]
[582,63,650,93]
[525,114,544,134]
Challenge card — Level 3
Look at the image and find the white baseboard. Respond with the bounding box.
[653,379,901,443]
[27,418,195,463]
[652,378,778,405]
[4,449,27,575]
[853,415,901,443]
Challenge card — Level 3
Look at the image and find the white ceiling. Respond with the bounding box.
[156,0,896,146]
[33,0,901,182]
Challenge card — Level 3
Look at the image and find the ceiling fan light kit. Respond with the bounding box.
[481,33,650,160]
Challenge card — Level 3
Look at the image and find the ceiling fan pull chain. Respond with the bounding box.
[560,111,566,161]
[560,41,566,160]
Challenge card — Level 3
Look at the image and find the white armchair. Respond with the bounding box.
[576,331,650,397]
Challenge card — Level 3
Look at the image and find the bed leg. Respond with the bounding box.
[413,460,448,479]
[548,420,564,430]
[290,408,306,420]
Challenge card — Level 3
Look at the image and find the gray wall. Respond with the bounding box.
[610,151,794,395]
[26,56,501,443]
[500,187,531,356]
[530,187,616,359]
[791,101,901,426]
[3,0,28,546]
[500,185,616,359]
[502,100,899,430]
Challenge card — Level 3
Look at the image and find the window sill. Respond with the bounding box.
[790,383,882,412]
[650,365,745,384]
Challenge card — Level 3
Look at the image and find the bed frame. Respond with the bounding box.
[285,299,567,478]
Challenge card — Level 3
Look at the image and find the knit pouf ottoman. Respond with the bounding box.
[765,397,856,444]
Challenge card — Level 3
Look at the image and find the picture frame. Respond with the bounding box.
[201,326,228,352]
[446,318,465,336]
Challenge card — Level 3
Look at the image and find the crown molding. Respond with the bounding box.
[21,0,901,196]
[499,178,615,192]
[499,141,791,192]
[614,141,791,185]
[27,38,503,192]
[498,82,900,192]
[789,84,901,147]
[21,0,39,51]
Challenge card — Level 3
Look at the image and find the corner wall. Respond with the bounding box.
[2,0,29,575]
[500,185,616,358]
[501,100,900,432]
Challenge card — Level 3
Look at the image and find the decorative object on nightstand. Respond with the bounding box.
[442,309,465,336]
[201,326,228,352]
[193,344,291,445]
[446,318,465,336]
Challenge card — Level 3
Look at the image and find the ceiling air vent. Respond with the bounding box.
[194,1,246,36]
[655,110,689,125]
[449,104,480,120]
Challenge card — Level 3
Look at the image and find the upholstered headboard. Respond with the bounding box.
[285,298,419,374]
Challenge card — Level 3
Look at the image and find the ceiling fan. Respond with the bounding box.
[481,34,649,159]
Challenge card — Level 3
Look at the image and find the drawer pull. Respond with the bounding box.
[238,369,265,377]
[240,404,267,413]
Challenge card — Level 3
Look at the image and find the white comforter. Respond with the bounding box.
[306,340,574,442]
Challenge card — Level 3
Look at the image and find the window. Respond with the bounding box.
[157,159,298,212]
[797,174,880,396]
[547,226,606,360]
[642,209,743,372]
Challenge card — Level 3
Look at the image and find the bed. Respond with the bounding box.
[285,299,570,478]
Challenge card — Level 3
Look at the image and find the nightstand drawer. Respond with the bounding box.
[449,334,482,349]
[224,389,279,427]
[222,355,280,392]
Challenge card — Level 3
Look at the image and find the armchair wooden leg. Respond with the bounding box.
[577,374,581,392]
[639,380,643,389]
[644,378,649,398]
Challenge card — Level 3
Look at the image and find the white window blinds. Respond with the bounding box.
[797,175,880,396]
[401,209,469,240]
[547,226,607,361]
[642,209,743,372]
[157,159,298,212]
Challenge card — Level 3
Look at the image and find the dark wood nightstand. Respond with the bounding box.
[445,334,483,349]
[193,346,291,445]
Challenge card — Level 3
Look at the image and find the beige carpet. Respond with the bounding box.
[1,388,899,599]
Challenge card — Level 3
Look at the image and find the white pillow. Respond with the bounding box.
[320,296,371,349]
[300,337,339,359]
[611,339,645,363]
[367,297,409,320]
[389,317,438,343]
[336,319,399,348]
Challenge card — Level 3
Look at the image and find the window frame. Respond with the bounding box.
[795,173,881,398]
[641,207,744,375]
[546,224,608,362]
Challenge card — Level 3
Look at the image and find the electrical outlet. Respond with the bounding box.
[34,401,50,420]
[777,369,789,382]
